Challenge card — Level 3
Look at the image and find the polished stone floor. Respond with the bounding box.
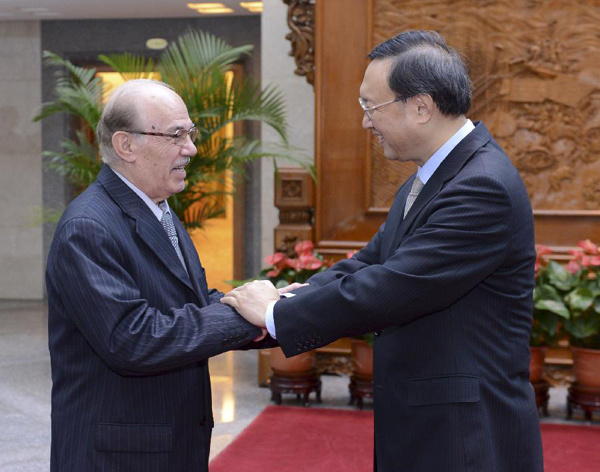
[0,300,596,471]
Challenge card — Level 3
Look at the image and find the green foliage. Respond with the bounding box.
[534,243,600,349]
[35,29,308,228]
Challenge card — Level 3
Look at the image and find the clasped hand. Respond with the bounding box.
[221,280,308,330]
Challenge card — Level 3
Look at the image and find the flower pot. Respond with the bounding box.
[270,347,316,374]
[571,347,600,388]
[529,346,546,383]
[351,339,373,377]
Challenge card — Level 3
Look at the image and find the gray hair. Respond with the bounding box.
[368,30,472,117]
[96,79,175,165]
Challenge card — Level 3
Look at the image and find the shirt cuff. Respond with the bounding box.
[265,301,277,339]
[265,293,295,340]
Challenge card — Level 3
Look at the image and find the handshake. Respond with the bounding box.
[220,280,308,339]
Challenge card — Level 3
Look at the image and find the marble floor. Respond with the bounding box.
[0,300,596,471]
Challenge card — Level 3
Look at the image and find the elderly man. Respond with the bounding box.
[223,31,544,471]
[46,79,270,472]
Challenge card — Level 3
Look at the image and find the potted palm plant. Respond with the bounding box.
[35,29,298,229]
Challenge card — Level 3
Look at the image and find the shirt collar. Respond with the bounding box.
[110,167,167,221]
[417,119,475,185]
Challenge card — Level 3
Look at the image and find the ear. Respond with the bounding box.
[112,131,138,163]
[413,94,434,124]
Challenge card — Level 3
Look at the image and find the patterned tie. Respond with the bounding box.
[403,176,424,218]
[159,201,187,272]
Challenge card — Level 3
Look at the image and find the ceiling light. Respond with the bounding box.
[187,3,234,14]
[240,2,263,13]
[146,38,168,50]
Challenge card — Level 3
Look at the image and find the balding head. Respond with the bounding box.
[97,79,176,166]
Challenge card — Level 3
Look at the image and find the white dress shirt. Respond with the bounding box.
[111,167,173,220]
[265,119,475,338]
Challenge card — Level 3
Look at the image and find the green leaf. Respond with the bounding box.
[565,316,600,340]
[594,296,600,314]
[533,284,562,302]
[98,53,156,82]
[565,287,594,312]
[535,310,559,336]
[546,260,577,291]
[534,299,569,319]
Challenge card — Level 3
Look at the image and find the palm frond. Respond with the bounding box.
[44,130,101,193]
[42,51,97,87]
[98,53,156,82]
[37,30,300,230]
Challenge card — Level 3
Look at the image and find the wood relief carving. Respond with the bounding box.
[371,0,600,211]
[283,0,316,86]
[274,168,315,254]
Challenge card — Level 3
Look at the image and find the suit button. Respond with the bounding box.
[374,330,382,336]
[198,417,206,426]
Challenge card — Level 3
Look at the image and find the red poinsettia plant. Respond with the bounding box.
[533,239,600,349]
[261,240,331,288]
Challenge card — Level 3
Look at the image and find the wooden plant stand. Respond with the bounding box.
[270,368,322,407]
[349,373,373,410]
[567,383,600,422]
[532,380,550,416]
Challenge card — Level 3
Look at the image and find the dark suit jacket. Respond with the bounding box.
[46,165,270,472]
[274,122,544,472]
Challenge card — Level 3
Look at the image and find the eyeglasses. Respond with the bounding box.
[128,126,198,146]
[358,97,405,120]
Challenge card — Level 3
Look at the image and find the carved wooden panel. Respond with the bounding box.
[373,0,600,215]
[273,168,315,254]
[314,0,600,254]
[283,0,316,86]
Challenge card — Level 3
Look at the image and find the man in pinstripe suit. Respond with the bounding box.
[223,31,544,471]
[46,80,271,471]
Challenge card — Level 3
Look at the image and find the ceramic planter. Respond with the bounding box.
[529,346,547,383]
[571,347,600,388]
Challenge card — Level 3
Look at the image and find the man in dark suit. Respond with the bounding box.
[46,79,271,471]
[222,31,544,471]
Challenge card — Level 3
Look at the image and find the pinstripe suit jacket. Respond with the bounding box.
[274,122,544,472]
[46,165,267,472]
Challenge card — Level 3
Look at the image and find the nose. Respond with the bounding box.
[362,113,373,129]
[181,135,198,156]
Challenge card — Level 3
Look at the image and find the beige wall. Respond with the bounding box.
[260,0,315,262]
[0,21,43,299]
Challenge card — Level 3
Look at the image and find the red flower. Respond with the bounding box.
[297,253,323,270]
[578,239,598,255]
[294,240,314,256]
[265,252,286,267]
[285,257,300,270]
[266,268,281,278]
[565,260,580,274]
[535,245,552,257]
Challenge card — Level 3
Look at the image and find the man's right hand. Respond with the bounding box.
[278,282,309,295]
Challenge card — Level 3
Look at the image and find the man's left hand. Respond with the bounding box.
[221,280,279,328]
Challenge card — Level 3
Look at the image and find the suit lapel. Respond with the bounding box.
[97,165,196,294]
[383,122,493,260]
[380,180,413,262]
[172,212,209,306]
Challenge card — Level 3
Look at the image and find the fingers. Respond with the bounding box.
[278,282,309,294]
[220,295,238,309]
[253,328,268,342]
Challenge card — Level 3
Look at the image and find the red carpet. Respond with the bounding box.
[210,406,600,472]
